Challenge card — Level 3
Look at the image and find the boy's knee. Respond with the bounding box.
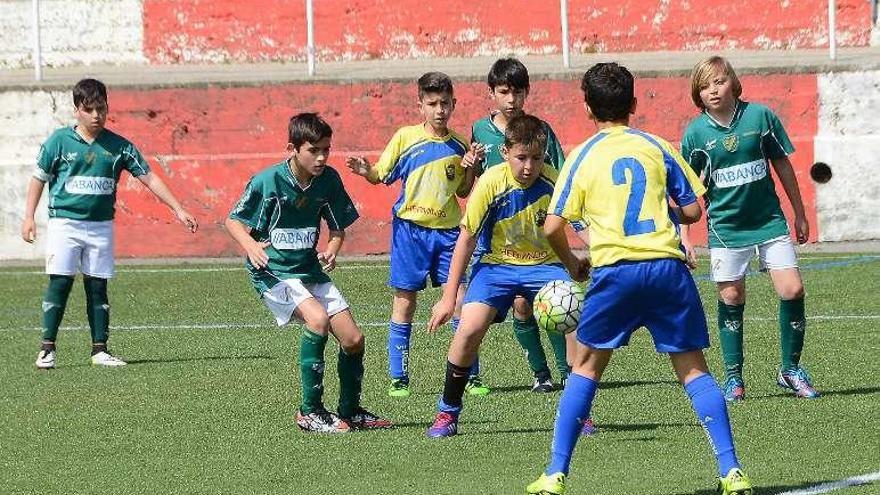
[512,297,532,319]
[341,333,365,354]
[303,313,331,335]
[718,286,745,305]
[779,283,805,301]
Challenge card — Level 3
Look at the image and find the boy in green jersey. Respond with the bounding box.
[23,78,198,369]
[680,57,818,401]
[469,58,587,393]
[226,113,392,433]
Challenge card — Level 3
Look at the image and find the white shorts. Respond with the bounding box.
[709,235,799,283]
[262,278,350,326]
[45,218,115,278]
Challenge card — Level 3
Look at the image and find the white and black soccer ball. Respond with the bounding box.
[533,280,585,334]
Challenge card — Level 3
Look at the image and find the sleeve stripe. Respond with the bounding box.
[552,133,608,216]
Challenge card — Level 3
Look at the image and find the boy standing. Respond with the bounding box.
[23,78,198,369]
[346,72,481,397]
[469,58,583,393]
[680,56,818,401]
[225,113,391,433]
[527,64,752,495]
[424,115,580,438]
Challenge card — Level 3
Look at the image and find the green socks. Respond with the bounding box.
[545,330,570,378]
[717,301,745,380]
[513,317,550,376]
[84,276,110,345]
[41,275,74,342]
[779,297,806,371]
[337,348,364,418]
[299,329,328,414]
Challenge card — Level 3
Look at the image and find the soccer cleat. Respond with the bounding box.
[465,376,491,396]
[526,472,566,495]
[724,376,746,402]
[426,411,458,438]
[35,349,56,369]
[296,408,351,433]
[581,417,596,436]
[90,351,126,367]
[341,407,393,430]
[388,379,411,398]
[777,367,820,398]
[532,373,555,393]
[717,468,753,495]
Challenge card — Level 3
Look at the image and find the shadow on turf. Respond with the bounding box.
[123,354,274,365]
[672,478,877,495]
[476,421,691,436]
[490,379,677,394]
[749,385,880,400]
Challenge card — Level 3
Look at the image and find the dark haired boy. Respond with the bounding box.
[526,63,752,495]
[347,72,481,398]
[425,114,578,438]
[226,112,391,433]
[23,78,198,369]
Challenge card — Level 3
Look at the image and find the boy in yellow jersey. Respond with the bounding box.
[423,115,580,438]
[527,64,752,495]
[346,72,480,397]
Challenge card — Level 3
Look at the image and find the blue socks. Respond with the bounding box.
[685,373,740,476]
[388,321,412,381]
[451,317,481,378]
[547,373,598,475]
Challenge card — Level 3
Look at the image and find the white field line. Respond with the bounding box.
[2,315,879,333]
[776,470,880,495]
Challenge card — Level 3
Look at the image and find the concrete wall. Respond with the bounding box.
[1,0,874,68]
[2,71,844,260]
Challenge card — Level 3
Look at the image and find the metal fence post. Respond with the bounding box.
[829,0,837,60]
[306,0,316,76]
[560,0,571,68]
[32,0,42,81]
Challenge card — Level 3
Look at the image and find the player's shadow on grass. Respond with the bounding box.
[478,421,690,436]
[124,354,274,365]
[750,385,880,400]
[673,478,876,494]
[490,379,677,395]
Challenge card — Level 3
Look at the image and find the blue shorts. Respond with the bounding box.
[464,262,571,323]
[388,217,459,291]
[577,258,709,353]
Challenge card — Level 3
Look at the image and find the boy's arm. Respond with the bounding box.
[771,156,809,244]
[427,227,477,333]
[317,229,345,272]
[345,156,381,184]
[679,223,698,269]
[544,214,590,282]
[137,172,198,233]
[21,178,46,243]
[223,217,270,269]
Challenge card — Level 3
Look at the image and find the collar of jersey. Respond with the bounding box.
[418,123,453,142]
[283,159,314,191]
[703,99,743,130]
[69,125,105,144]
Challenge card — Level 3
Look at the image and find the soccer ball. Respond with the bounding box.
[533,280,585,334]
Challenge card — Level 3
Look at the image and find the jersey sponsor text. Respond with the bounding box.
[64,176,115,195]
[271,227,318,250]
[711,159,767,188]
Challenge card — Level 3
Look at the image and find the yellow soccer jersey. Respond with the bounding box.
[463,163,560,266]
[550,126,706,267]
[375,124,469,229]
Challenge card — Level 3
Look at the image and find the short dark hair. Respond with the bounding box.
[488,58,530,91]
[73,79,107,109]
[288,113,333,149]
[504,114,547,151]
[580,63,635,122]
[417,72,454,100]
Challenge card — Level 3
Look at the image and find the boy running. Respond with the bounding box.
[24,78,198,369]
[424,115,579,438]
[225,113,391,433]
[346,73,482,397]
[527,63,752,495]
[680,56,818,401]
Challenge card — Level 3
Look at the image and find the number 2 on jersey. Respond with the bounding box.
[612,158,656,236]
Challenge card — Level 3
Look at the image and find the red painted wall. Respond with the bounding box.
[143,0,872,63]
[106,72,817,258]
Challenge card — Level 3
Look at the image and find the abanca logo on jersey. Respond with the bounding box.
[711,159,767,188]
[271,227,318,250]
[64,176,115,195]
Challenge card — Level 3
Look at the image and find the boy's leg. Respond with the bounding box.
[37,275,75,368]
[82,220,121,365]
[712,245,752,401]
[511,296,553,385]
[769,268,817,398]
[388,289,417,395]
[295,297,332,416]
[83,276,110,353]
[447,282,487,394]
[39,218,84,366]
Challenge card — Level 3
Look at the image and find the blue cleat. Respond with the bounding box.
[724,376,745,402]
[581,417,596,436]
[427,411,459,438]
[777,367,820,398]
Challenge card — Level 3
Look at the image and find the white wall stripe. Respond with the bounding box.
[776,470,880,495]
[0,263,391,275]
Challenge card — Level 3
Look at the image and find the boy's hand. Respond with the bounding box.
[21,218,36,243]
[245,240,271,269]
[317,251,337,272]
[461,143,485,169]
[427,297,456,334]
[176,209,199,233]
[345,156,371,177]
[681,240,698,269]
[794,214,809,244]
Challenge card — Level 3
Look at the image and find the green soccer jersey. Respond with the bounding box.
[35,126,151,221]
[229,161,359,293]
[470,113,565,171]
[681,101,793,248]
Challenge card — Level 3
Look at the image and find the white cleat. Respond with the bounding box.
[90,351,126,367]
[35,349,56,369]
